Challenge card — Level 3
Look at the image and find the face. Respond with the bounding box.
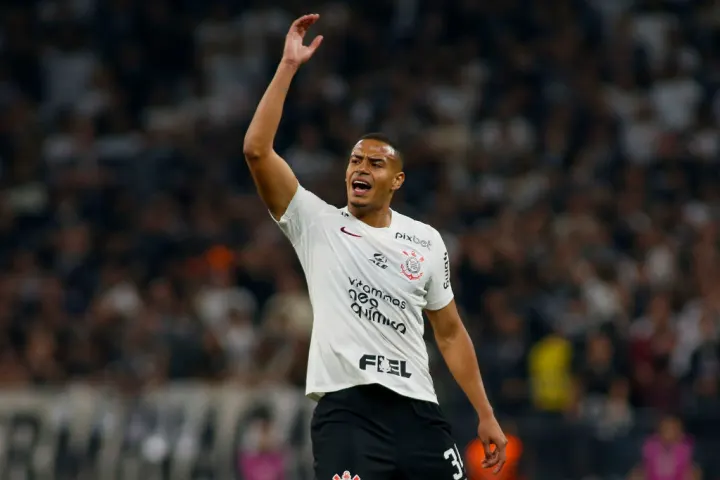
[659,416,682,443]
[345,139,404,210]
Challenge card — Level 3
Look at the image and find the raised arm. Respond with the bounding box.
[243,14,323,220]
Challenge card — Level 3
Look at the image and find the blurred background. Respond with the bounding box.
[1,0,720,479]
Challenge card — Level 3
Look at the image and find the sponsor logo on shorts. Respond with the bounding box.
[333,472,361,480]
[359,354,412,378]
[395,232,432,249]
[400,249,425,281]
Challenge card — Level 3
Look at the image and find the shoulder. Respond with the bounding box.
[393,211,445,248]
[275,185,344,244]
[289,185,342,218]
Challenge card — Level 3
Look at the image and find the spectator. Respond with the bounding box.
[528,331,574,414]
[631,415,701,480]
[478,302,530,414]
[574,331,625,400]
[630,292,681,411]
[238,406,287,480]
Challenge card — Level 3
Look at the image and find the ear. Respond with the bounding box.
[391,172,405,192]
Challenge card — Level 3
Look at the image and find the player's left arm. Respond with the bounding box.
[424,231,508,474]
[425,301,507,472]
[425,299,494,416]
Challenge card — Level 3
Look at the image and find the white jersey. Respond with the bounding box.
[273,185,454,404]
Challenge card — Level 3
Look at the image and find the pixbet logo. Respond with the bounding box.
[395,232,432,249]
[359,354,412,378]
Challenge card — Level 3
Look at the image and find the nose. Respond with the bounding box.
[356,158,371,174]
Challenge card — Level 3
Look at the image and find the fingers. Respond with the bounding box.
[480,437,508,471]
[482,453,500,468]
[492,443,507,474]
[482,440,493,459]
[481,441,499,468]
[290,13,320,36]
[491,439,508,474]
[308,35,324,53]
[493,453,507,475]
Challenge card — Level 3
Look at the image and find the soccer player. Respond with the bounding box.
[243,14,508,480]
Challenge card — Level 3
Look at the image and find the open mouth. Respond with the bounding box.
[351,179,372,196]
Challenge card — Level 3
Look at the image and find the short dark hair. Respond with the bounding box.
[359,132,403,168]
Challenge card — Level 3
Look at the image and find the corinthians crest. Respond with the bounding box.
[400,249,425,280]
[333,472,361,480]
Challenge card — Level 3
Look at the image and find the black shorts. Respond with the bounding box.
[311,384,467,480]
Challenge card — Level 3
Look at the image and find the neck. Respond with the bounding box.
[348,204,392,228]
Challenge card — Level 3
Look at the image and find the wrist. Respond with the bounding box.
[279,58,301,72]
[475,404,495,421]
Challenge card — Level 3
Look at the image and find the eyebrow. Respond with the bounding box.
[351,153,389,161]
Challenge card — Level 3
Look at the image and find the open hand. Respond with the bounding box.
[477,416,508,474]
[282,14,323,67]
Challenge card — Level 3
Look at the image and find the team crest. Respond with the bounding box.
[400,249,425,280]
[333,472,361,480]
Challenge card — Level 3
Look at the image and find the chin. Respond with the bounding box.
[348,197,372,209]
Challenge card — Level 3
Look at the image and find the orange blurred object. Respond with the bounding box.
[466,434,523,480]
[206,244,236,272]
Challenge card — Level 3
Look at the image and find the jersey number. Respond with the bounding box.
[443,444,465,480]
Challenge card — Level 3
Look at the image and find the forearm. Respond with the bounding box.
[243,61,299,157]
[436,327,494,419]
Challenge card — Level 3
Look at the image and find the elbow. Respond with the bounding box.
[242,141,262,161]
[242,132,270,160]
[435,323,464,350]
[435,335,452,352]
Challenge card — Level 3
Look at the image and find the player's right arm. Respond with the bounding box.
[243,14,323,220]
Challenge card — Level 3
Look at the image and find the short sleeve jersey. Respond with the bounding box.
[273,185,454,404]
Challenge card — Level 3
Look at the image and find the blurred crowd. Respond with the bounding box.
[1,0,720,478]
